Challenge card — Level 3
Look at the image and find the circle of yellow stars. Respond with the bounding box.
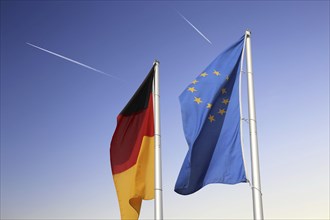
[189,69,232,123]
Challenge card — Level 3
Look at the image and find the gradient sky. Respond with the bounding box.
[1,1,329,219]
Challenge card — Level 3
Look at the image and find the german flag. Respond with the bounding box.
[110,65,155,219]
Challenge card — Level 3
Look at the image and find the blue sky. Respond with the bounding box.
[1,1,329,219]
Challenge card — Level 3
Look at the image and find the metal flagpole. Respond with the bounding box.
[153,60,163,220]
[245,30,264,220]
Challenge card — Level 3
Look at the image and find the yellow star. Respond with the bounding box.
[192,79,198,84]
[226,75,230,81]
[213,70,220,76]
[221,88,227,94]
[206,103,212,109]
[200,72,208,77]
[222,98,229,105]
[208,115,215,123]
[218,108,226,115]
[194,97,202,104]
[188,87,197,93]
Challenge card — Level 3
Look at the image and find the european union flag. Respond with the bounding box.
[175,36,247,195]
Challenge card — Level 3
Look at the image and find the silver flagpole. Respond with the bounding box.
[245,30,264,220]
[153,60,163,220]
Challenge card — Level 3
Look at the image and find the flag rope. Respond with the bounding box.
[251,186,263,195]
[239,32,250,184]
[240,32,264,204]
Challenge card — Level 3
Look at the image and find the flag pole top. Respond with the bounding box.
[154,60,160,65]
[245,30,251,36]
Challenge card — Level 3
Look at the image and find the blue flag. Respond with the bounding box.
[175,36,247,195]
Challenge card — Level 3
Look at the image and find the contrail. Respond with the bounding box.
[176,11,212,45]
[26,42,121,80]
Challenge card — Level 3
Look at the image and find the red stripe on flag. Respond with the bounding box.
[110,94,154,174]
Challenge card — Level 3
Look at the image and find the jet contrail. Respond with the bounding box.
[176,11,212,45]
[26,42,121,80]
